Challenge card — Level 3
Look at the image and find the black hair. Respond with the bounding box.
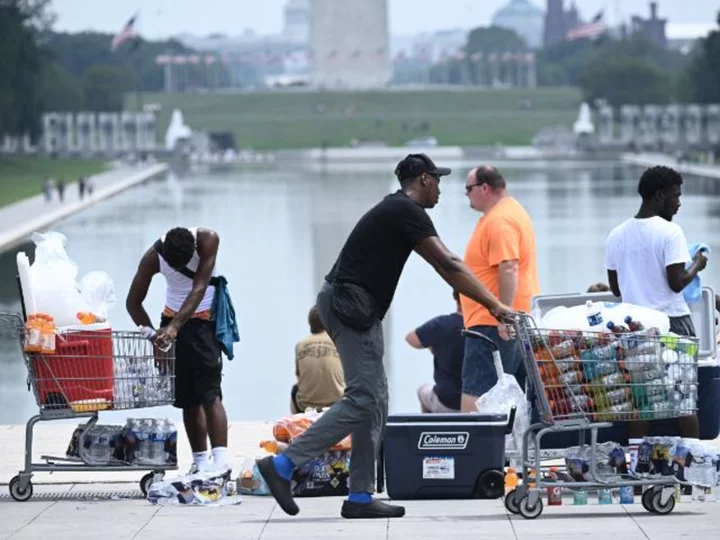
[638,166,683,201]
[308,305,325,334]
[475,166,506,191]
[163,227,195,269]
[452,290,460,302]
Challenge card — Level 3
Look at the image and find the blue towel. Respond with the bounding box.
[684,242,711,303]
[211,276,240,360]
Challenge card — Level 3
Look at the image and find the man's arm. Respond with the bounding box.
[666,250,708,293]
[607,270,621,298]
[414,236,512,321]
[126,248,160,328]
[168,229,218,328]
[405,330,424,349]
[498,260,519,307]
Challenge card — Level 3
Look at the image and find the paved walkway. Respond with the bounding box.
[0,162,168,252]
[0,422,718,539]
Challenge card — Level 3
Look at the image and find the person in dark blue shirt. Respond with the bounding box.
[406,290,464,413]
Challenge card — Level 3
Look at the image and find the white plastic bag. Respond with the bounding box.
[29,232,90,326]
[475,347,530,454]
[79,271,116,320]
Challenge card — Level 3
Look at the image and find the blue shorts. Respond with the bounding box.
[462,325,526,397]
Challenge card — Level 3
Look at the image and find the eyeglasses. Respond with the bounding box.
[465,183,484,194]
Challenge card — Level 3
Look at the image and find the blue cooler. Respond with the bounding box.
[379,413,511,500]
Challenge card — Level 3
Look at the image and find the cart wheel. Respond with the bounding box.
[651,490,676,515]
[504,489,521,514]
[140,473,155,497]
[476,469,505,499]
[9,476,33,502]
[641,488,657,513]
[518,495,543,520]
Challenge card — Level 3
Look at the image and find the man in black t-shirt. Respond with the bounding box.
[257,153,512,520]
[406,290,464,413]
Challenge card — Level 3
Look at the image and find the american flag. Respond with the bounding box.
[567,11,606,41]
[111,14,138,51]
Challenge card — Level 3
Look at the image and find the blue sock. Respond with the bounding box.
[347,492,372,504]
[272,454,295,481]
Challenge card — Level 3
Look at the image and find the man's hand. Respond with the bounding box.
[489,302,515,324]
[154,323,179,351]
[497,323,516,341]
[694,249,708,272]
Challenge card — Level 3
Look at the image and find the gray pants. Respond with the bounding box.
[284,282,388,494]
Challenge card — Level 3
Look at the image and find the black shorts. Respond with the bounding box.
[161,317,223,409]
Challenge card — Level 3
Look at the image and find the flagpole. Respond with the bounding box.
[135,40,143,112]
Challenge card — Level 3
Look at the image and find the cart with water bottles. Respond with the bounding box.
[3,312,178,501]
[501,312,712,519]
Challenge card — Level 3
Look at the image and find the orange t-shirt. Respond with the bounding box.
[461,197,539,328]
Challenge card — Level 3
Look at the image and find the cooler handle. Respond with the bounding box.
[505,405,517,435]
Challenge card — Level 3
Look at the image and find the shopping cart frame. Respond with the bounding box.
[500,313,695,519]
[1,312,178,502]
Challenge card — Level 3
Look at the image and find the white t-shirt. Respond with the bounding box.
[605,217,691,317]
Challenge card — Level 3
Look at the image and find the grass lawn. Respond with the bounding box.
[133,87,582,150]
[0,157,108,208]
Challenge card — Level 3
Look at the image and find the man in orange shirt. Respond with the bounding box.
[460,166,539,412]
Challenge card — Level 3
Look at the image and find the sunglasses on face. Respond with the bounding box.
[465,183,484,194]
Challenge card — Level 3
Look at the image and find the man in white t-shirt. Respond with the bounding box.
[605,165,707,437]
[605,166,707,336]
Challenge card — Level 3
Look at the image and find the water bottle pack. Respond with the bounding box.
[565,442,628,482]
[631,437,720,502]
[122,418,178,466]
[65,419,177,466]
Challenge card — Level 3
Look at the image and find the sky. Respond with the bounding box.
[51,0,718,39]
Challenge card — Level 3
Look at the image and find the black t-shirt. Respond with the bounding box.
[415,312,464,411]
[326,191,437,318]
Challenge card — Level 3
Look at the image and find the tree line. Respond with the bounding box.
[0,0,206,141]
[424,14,720,108]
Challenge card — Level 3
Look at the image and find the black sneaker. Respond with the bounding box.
[256,456,299,516]
[341,500,406,519]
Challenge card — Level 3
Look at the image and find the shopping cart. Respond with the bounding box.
[503,313,699,519]
[2,312,178,502]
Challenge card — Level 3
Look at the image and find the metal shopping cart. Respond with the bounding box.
[2,312,178,501]
[503,313,700,519]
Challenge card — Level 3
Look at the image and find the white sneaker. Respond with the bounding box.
[187,463,200,475]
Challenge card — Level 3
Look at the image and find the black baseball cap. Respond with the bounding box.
[394,153,452,182]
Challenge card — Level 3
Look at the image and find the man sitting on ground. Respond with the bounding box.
[291,306,345,413]
[405,290,464,413]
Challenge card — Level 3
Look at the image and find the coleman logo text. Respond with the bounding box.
[417,432,470,450]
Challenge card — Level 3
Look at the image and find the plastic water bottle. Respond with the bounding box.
[597,488,613,504]
[150,420,165,464]
[619,486,634,504]
[137,419,152,463]
[586,301,603,328]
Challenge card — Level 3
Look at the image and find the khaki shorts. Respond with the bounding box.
[417,384,459,414]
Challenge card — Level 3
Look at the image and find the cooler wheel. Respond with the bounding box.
[476,469,505,499]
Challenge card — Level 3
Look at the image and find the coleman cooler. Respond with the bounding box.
[379,412,513,500]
